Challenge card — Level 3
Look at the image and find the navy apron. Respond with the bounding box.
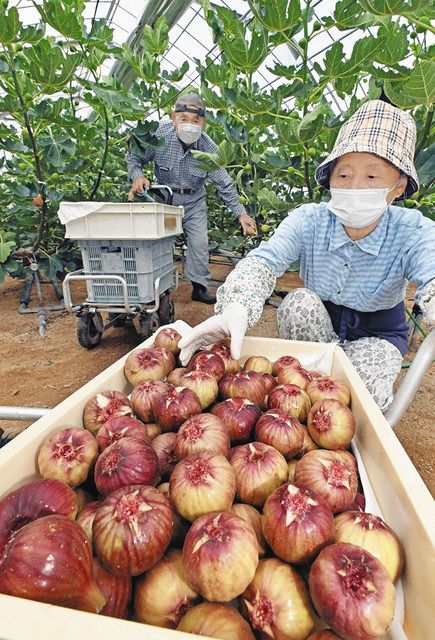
[322,300,409,356]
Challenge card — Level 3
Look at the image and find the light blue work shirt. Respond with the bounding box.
[248,202,435,313]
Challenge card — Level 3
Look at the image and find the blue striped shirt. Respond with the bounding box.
[127,120,245,216]
[248,202,435,312]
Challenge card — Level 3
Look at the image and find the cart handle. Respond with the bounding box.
[148,184,173,205]
[61,270,176,316]
[62,271,134,314]
[385,329,435,429]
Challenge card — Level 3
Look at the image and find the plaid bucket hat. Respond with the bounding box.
[315,100,419,199]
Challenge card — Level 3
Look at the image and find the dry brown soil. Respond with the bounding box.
[0,259,433,495]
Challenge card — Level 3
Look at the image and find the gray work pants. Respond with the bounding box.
[171,188,210,289]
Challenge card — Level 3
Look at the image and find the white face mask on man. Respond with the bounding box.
[327,179,401,229]
[177,123,202,145]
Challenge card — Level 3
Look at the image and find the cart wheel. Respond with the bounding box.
[77,312,103,349]
[140,311,160,339]
[158,293,175,325]
[108,312,127,327]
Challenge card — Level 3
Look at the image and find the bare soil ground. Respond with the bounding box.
[0,259,433,496]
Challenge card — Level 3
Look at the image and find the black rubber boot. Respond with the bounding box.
[191,282,216,305]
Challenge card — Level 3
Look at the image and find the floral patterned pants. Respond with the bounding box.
[276,288,403,412]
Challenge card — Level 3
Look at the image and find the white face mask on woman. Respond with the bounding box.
[177,123,202,145]
[327,179,401,229]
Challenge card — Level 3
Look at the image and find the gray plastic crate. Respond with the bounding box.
[79,238,175,304]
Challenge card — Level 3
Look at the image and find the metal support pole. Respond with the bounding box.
[0,407,51,421]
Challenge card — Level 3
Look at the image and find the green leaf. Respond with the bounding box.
[334,75,359,97]
[297,105,325,142]
[118,44,142,75]
[235,92,274,115]
[333,0,375,29]
[0,230,16,263]
[366,63,411,81]
[143,15,169,56]
[201,85,228,111]
[402,61,435,106]
[275,117,300,146]
[217,140,235,166]
[83,82,145,118]
[25,39,81,92]
[85,18,114,51]
[218,13,268,72]
[19,22,46,44]
[15,185,31,197]
[39,254,64,280]
[248,0,301,33]
[250,112,280,127]
[140,52,161,83]
[0,138,29,153]
[33,0,85,41]
[0,6,20,44]
[223,122,248,144]
[358,0,406,14]
[323,42,345,77]
[267,62,295,79]
[0,258,19,283]
[0,59,8,72]
[161,60,189,83]
[128,121,166,159]
[415,143,435,183]
[368,77,383,100]
[257,187,288,211]
[375,24,408,65]
[383,80,421,108]
[39,134,76,167]
[324,37,384,79]
[199,57,228,86]
[190,150,222,171]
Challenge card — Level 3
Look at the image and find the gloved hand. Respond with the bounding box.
[425,297,435,327]
[178,302,248,366]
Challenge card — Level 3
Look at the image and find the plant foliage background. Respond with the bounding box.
[0,0,433,283]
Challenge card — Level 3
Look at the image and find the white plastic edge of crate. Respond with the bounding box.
[0,323,434,640]
[60,201,184,240]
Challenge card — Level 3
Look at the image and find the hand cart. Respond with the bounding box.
[60,186,184,349]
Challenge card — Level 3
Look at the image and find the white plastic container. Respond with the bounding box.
[0,328,434,640]
[60,202,184,240]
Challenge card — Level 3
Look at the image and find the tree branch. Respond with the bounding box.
[89,104,110,200]
[414,106,433,160]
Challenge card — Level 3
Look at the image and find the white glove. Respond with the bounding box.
[425,297,435,327]
[178,302,248,366]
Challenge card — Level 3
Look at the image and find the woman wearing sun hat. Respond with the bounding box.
[178,100,435,411]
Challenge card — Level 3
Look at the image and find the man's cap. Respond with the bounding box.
[174,93,206,117]
[315,100,419,199]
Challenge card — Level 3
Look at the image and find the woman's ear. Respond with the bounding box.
[389,174,408,202]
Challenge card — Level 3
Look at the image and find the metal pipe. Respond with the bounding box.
[20,276,33,307]
[0,407,51,421]
[19,304,65,314]
[385,330,435,429]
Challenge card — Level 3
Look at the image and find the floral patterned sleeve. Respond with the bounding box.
[415,279,435,314]
[215,257,276,326]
